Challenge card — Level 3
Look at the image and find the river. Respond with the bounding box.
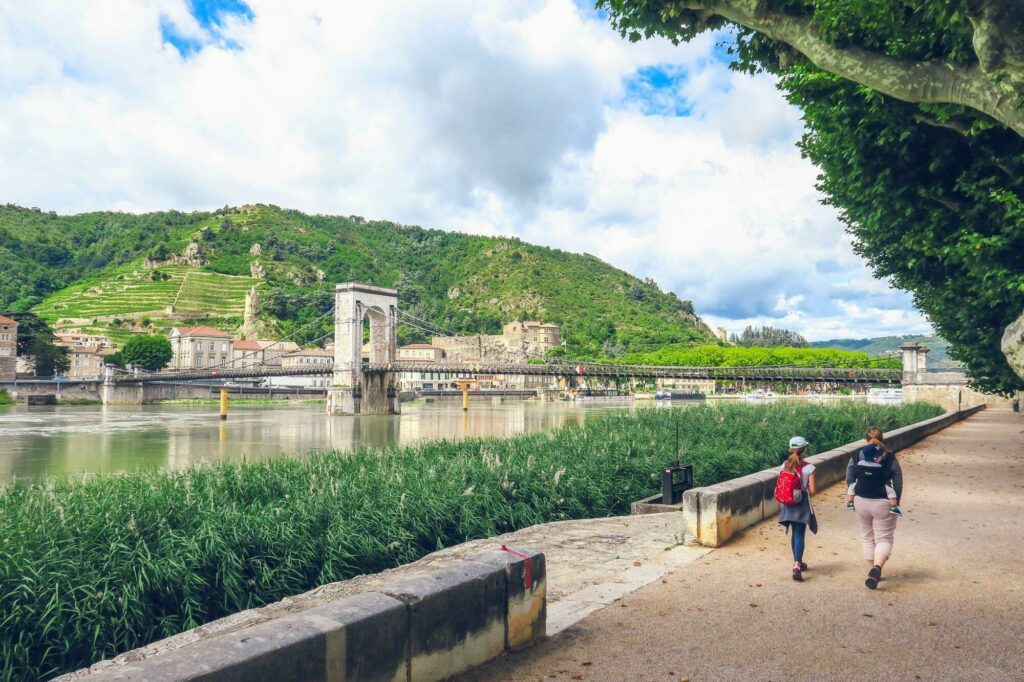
[0,398,652,480]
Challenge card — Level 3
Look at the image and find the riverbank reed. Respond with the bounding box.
[1,401,942,680]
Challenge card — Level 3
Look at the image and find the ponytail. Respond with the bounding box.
[866,426,890,459]
[784,450,803,473]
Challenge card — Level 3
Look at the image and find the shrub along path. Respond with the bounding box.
[460,409,1024,682]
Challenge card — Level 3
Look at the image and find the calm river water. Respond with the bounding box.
[0,399,651,480]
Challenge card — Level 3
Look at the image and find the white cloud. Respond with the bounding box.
[0,0,930,340]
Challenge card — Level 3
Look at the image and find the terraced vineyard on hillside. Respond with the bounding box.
[33,265,261,336]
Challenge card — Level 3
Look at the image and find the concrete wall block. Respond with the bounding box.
[748,469,781,518]
[381,560,507,681]
[467,549,547,650]
[84,592,409,682]
[682,487,703,542]
[307,592,408,682]
[87,612,341,682]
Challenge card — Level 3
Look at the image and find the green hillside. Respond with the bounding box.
[0,204,712,352]
[811,334,955,366]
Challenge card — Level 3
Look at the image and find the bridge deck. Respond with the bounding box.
[119,362,900,384]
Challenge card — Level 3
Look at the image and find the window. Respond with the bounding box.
[209,341,215,351]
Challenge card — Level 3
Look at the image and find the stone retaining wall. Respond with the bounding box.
[679,405,986,547]
[68,549,546,682]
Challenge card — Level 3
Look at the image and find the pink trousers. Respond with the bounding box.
[854,497,898,564]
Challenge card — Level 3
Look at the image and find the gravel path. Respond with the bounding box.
[460,409,1024,682]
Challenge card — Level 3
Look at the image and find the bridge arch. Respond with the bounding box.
[327,283,400,415]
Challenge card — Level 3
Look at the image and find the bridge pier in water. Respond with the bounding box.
[327,282,401,416]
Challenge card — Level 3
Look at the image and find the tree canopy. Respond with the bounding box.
[730,325,808,347]
[601,0,1024,394]
[120,335,173,372]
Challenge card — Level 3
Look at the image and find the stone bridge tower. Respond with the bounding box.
[327,283,400,415]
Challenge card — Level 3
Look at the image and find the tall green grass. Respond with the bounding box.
[0,402,942,680]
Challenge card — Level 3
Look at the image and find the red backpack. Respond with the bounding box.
[775,463,805,506]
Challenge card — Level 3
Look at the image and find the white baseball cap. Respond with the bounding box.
[789,436,809,450]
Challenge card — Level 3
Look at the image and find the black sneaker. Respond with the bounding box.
[889,505,903,516]
[799,562,808,571]
[865,565,882,589]
[792,567,803,581]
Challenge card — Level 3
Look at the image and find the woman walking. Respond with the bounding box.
[850,427,902,589]
[778,436,816,581]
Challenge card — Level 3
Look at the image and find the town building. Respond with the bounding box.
[655,377,717,395]
[502,321,561,356]
[54,333,113,350]
[431,320,562,364]
[230,339,302,370]
[0,315,17,381]
[395,343,475,391]
[66,346,107,379]
[274,347,335,389]
[169,327,233,369]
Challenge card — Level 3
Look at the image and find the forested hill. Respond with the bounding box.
[0,204,712,353]
[811,335,954,366]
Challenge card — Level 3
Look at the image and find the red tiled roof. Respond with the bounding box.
[173,326,233,338]
[0,315,17,325]
[232,340,263,350]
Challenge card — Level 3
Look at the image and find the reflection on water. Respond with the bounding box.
[0,399,642,480]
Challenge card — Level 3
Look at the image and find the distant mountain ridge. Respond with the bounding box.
[811,334,955,366]
[0,204,712,353]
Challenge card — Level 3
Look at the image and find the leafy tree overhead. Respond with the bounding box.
[120,335,172,371]
[601,0,1024,394]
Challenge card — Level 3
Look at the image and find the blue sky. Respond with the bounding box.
[0,0,929,341]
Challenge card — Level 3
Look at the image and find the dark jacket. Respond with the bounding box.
[847,446,903,502]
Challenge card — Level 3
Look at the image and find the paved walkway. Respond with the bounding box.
[460,409,1024,682]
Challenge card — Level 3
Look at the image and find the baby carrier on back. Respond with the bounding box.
[853,447,891,498]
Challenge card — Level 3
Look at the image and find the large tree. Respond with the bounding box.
[120,334,173,372]
[601,0,1024,394]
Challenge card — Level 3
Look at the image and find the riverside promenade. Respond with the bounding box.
[461,409,1024,682]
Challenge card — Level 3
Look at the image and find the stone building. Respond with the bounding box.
[395,344,469,391]
[431,320,562,364]
[230,339,301,369]
[0,315,17,380]
[274,347,334,389]
[900,342,1019,410]
[169,327,233,370]
[238,286,265,341]
[65,346,107,379]
[55,332,113,350]
[502,321,561,356]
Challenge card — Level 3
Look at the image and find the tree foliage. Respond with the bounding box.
[600,0,1024,394]
[120,335,172,371]
[617,343,895,368]
[730,325,808,347]
[1,204,713,358]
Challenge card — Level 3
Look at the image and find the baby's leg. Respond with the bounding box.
[885,484,897,504]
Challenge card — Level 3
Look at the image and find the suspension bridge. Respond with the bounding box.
[99,282,902,414]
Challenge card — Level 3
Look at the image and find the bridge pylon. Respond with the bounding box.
[327,283,401,415]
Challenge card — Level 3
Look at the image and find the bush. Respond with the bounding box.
[0,402,942,680]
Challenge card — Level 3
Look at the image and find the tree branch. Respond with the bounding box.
[671,0,1024,136]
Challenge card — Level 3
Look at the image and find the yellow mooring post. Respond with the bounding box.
[461,382,469,411]
[220,387,229,420]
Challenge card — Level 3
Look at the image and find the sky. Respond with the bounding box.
[0,0,932,341]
